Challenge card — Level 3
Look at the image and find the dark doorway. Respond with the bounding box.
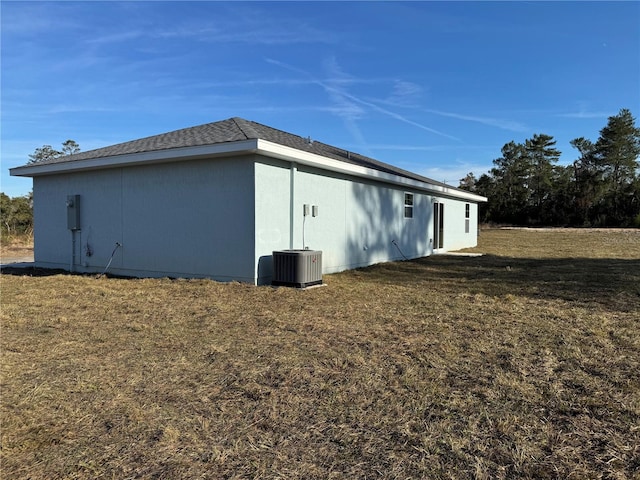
[433,202,444,249]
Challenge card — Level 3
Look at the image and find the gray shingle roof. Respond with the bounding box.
[30,117,455,190]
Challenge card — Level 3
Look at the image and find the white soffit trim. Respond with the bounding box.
[256,140,487,202]
[9,139,260,177]
[10,137,487,202]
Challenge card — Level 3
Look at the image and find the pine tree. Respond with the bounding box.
[458,172,477,192]
[28,140,81,164]
[61,140,81,155]
[593,108,640,225]
[490,141,530,224]
[474,173,495,223]
[569,137,600,225]
[525,134,561,223]
[28,145,62,164]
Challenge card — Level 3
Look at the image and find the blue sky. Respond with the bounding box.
[2,1,639,197]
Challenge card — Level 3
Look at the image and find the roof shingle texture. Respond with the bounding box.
[32,117,451,188]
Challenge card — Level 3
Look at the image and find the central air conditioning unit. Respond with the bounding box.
[272,250,323,288]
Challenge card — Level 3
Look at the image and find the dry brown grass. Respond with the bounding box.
[0,233,33,260]
[1,229,639,479]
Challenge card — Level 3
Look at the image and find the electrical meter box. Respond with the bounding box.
[67,194,81,231]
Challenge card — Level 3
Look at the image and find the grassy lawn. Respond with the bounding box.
[1,229,639,479]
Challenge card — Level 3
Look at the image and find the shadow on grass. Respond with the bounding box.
[0,265,69,277]
[352,255,640,311]
[3,256,639,312]
[0,266,125,279]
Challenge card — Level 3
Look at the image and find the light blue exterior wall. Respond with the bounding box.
[433,198,478,251]
[34,169,123,271]
[32,154,479,284]
[254,159,291,283]
[254,158,479,285]
[33,156,256,282]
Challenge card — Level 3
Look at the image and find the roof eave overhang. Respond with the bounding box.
[9,139,259,177]
[255,140,488,203]
[9,138,487,203]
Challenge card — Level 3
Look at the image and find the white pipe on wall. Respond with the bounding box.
[289,162,297,250]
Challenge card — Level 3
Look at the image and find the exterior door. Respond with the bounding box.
[433,202,444,249]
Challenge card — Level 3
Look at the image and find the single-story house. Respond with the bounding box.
[10,117,487,284]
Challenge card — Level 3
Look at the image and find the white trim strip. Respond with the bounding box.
[255,140,487,202]
[10,137,487,202]
[9,139,259,176]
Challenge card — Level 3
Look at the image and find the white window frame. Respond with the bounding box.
[404,192,414,219]
[465,203,470,233]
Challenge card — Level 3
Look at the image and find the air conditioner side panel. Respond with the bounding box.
[272,250,322,288]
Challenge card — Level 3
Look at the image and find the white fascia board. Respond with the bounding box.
[9,139,260,177]
[10,136,487,203]
[255,140,488,203]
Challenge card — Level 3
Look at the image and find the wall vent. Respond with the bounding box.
[272,250,322,288]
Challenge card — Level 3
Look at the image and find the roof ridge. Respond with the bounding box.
[235,117,313,143]
[231,117,260,139]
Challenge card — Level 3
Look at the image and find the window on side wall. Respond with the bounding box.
[465,203,470,233]
[404,193,414,218]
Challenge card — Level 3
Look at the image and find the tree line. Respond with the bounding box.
[28,139,80,163]
[1,140,81,240]
[4,118,639,236]
[0,192,33,238]
[460,108,640,227]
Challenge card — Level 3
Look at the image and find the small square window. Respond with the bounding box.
[404,193,414,218]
